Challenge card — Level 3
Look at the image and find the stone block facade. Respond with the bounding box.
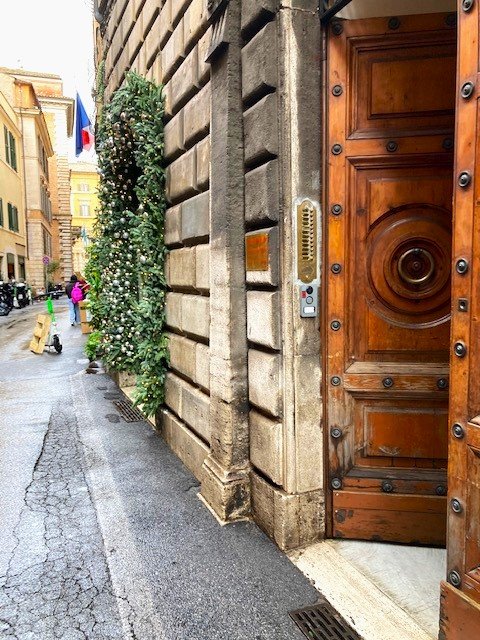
[98,0,324,551]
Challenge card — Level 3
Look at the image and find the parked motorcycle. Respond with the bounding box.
[47,283,65,300]
[0,281,14,316]
[14,281,31,308]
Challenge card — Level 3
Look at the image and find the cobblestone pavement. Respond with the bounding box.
[0,401,124,640]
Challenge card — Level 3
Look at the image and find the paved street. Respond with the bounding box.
[0,300,318,639]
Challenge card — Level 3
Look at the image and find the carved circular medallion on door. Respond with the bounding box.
[367,205,451,327]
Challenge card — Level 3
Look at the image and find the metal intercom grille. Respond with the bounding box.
[113,398,145,423]
[297,199,317,283]
[289,601,361,640]
[301,204,315,262]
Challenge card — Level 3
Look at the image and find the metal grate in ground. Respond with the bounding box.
[113,398,145,423]
[289,600,361,640]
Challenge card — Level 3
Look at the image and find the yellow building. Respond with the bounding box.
[1,68,74,286]
[0,84,26,282]
[70,161,99,274]
[0,73,54,289]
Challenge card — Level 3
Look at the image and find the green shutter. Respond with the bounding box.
[4,126,8,163]
[7,203,12,229]
[13,206,18,232]
[0,199,3,226]
[9,132,17,171]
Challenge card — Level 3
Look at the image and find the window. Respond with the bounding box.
[7,253,15,280]
[42,228,52,257]
[7,203,19,232]
[37,136,49,178]
[4,125,17,171]
[18,256,25,280]
[0,198,3,227]
[80,202,90,217]
[78,183,90,192]
[40,183,52,222]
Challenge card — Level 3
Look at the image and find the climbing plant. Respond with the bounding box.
[85,72,168,417]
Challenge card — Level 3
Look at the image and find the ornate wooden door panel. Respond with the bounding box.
[440,0,480,635]
[326,14,457,544]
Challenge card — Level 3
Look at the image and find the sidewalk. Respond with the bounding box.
[72,370,318,639]
[0,302,319,639]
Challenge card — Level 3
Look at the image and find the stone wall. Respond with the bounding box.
[99,0,325,549]
[102,0,211,480]
[240,0,325,550]
[40,108,74,284]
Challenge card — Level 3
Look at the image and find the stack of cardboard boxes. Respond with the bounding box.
[79,300,92,334]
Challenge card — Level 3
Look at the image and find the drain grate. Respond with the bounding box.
[289,600,361,640]
[113,398,145,423]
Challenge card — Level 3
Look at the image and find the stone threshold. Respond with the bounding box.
[288,540,436,640]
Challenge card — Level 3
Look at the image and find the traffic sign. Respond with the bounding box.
[42,256,50,265]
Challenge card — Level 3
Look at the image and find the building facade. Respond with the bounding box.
[70,161,99,275]
[0,71,55,291]
[0,84,27,282]
[0,70,75,286]
[95,0,480,636]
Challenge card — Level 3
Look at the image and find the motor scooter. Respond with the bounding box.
[14,281,30,308]
[0,281,14,316]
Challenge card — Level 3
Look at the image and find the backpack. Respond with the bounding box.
[71,282,84,304]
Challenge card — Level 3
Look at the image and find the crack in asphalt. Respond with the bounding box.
[0,402,124,639]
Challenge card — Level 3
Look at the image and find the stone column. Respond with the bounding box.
[200,0,251,521]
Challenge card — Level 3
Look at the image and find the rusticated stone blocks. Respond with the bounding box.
[166,247,196,289]
[250,472,325,550]
[248,349,282,418]
[250,410,283,485]
[195,243,210,292]
[241,0,278,35]
[181,294,210,340]
[164,110,184,160]
[165,292,182,332]
[158,409,209,480]
[181,383,210,442]
[244,93,278,166]
[170,47,199,111]
[166,147,198,202]
[181,191,209,245]
[245,159,279,226]
[164,204,182,247]
[167,332,197,380]
[247,290,281,349]
[183,82,211,145]
[242,21,277,104]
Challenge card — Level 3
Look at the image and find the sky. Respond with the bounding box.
[0,0,96,161]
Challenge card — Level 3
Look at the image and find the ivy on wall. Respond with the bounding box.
[85,72,168,417]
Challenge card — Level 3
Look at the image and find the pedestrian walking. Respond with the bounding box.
[65,274,81,325]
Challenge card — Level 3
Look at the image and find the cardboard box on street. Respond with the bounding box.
[79,300,92,334]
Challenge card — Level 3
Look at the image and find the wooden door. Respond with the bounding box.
[440,0,480,636]
[326,14,457,544]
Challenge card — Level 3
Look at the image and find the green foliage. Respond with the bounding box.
[85,330,102,361]
[85,72,168,417]
[46,260,60,276]
[96,59,106,102]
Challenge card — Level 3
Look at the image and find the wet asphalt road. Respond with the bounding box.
[0,301,319,639]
